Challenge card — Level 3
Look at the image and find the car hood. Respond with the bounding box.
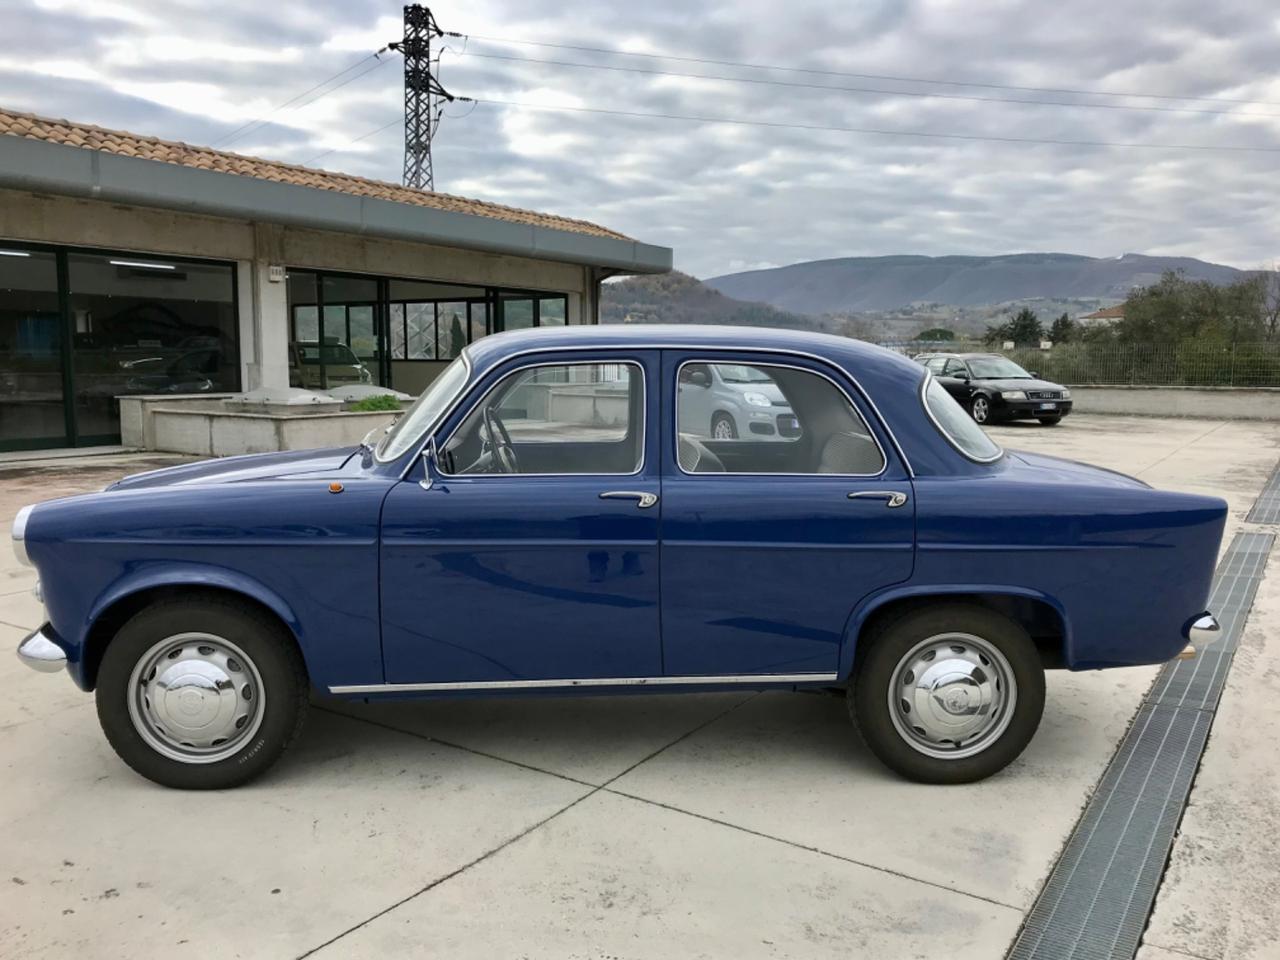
[1005,449,1149,489]
[110,447,358,489]
[977,377,1063,392]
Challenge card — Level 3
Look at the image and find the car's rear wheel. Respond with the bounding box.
[1038,416,1062,426]
[711,412,738,439]
[970,396,990,424]
[850,604,1044,783]
[95,597,308,789]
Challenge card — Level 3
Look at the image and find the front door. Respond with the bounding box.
[380,351,663,684]
[661,351,915,677]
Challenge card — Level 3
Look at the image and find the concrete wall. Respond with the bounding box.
[148,407,399,457]
[1071,386,1280,420]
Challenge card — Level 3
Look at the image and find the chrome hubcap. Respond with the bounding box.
[712,418,734,439]
[127,633,265,764]
[972,399,988,423]
[888,633,1016,760]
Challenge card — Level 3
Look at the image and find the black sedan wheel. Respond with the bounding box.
[850,604,1045,783]
[96,597,309,789]
[970,396,990,424]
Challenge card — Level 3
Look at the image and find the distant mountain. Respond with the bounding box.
[705,253,1250,315]
[600,270,834,331]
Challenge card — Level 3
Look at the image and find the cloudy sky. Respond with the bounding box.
[4,0,1280,278]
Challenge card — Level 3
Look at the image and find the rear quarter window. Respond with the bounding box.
[922,376,1002,462]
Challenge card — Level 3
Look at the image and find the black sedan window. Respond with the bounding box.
[968,357,1032,379]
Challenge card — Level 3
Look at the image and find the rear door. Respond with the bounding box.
[659,350,915,678]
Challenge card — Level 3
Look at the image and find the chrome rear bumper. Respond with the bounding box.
[1178,614,1221,660]
[17,625,66,673]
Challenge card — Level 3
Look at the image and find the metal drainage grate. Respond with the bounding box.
[1007,530,1274,960]
[1247,460,1280,524]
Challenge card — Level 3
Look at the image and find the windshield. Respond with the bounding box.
[375,354,471,462]
[922,377,1002,462]
[714,364,775,384]
[968,357,1031,379]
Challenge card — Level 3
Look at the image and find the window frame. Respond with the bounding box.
[673,356,889,479]
[920,374,1004,464]
[437,359,647,479]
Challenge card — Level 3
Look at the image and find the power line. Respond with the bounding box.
[464,50,1280,119]
[471,97,1280,154]
[466,34,1280,109]
[211,50,391,149]
[303,117,403,167]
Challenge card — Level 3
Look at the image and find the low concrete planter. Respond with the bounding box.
[148,406,399,456]
[120,393,407,456]
[1069,385,1280,420]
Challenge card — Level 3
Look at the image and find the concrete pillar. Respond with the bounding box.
[250,224,290,390]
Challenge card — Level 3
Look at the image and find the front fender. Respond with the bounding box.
[64,562,305,690]
[839,583,1072,680]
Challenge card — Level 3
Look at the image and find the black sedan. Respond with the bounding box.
[916,353,1072,425]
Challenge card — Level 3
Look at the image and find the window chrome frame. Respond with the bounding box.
[434,358,647,479]
[919,372,1004,464]
[376,351,473,464]
[396,342,916,480]
[672,357,890,479]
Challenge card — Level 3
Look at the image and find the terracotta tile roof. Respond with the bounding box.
[1081,305,1125,320]
[0,106,630,241]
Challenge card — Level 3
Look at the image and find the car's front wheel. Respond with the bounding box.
[95,597,308,789]
[711,412,738,439]
[969,396,990,424]
[850,604,1044,783]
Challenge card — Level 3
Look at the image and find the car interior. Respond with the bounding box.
[678,364,885,475]
[439,360,885,477]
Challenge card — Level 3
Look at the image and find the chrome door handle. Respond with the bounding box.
[599,491,659,509]
[848,490,909,508]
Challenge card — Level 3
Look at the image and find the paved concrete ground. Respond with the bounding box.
[1,418,1277,959]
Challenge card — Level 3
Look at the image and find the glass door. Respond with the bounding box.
[0,248,67,451]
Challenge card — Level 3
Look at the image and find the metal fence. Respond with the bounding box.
[888,341,1280,388]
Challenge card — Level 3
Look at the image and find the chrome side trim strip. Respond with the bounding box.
[329,672,840,695]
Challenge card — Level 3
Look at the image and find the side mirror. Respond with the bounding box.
[419,436,441,491]
[689,370,711,388]
[1029,370,1040,378]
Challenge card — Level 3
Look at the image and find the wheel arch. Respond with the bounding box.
[79,569,307,692]
[841,585,1071,680]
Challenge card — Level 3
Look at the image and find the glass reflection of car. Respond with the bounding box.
[288,339,373,389]
[14,326,1224,792]
[677,362,800,442]
[120,348,220,394]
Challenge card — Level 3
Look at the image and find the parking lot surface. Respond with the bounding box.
[2,417,1278,959]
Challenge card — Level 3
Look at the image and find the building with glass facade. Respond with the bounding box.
[0,107,671,452]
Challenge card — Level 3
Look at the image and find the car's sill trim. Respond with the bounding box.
[329,672,840,695]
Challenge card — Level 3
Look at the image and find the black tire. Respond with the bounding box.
[969,395,991,424]
[850,603,1044,784]
[1037,416,1062,426]
[95,597,309,789]
[710,412,738,439]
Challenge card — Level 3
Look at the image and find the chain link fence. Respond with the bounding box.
[887,341,1280,387]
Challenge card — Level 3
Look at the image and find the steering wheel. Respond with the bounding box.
[483,406,519,474]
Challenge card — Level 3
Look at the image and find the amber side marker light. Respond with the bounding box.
[329,482,344,494]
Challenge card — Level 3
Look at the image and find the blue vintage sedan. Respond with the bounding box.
[13,325,1225,789]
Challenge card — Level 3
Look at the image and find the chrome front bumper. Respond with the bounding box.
[1178,614,1220,660]
[17,625,66,673]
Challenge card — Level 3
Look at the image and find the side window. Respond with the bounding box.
[943,359,968,377]
[925,357,948,374]
[443,362,642,475]
[675,360,885,476]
